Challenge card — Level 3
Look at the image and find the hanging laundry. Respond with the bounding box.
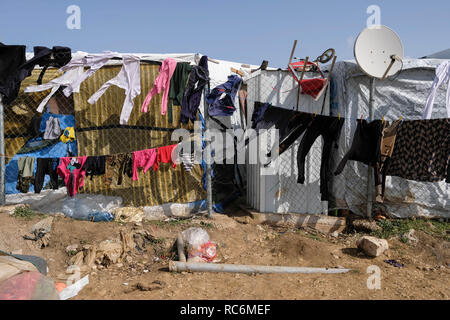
[104,153,133,187]
[28,114,43,138]
[180,153,195,172]
[0,44,71,105]
[88,55,141,124]
[83,156,106,181]
[177,141,195,172]
[60,127,75,144]
[141,58,177,115]
[16,157,35,193]
[180,55,209,124]
[19,46,72,85]
[43,116,62,140]
[34,158,59,193]
[60,51,118,97]
[297,115,344,201]
[207,75,242,116]
[24,67,84,112]
[423,61,450,119]
[253,105,313,156]
[57,156,87,197]
[132,148,157,181]
[251,102,271,129]
[154,144,178,171]
[0,43,26,105]
[375,120,402,202]
[334,120,384,175]
[386,119,450,183]
[167,62,193,123]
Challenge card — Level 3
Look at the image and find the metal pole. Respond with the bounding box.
[367,77,375,218]
[169,261,351,274]
[203,82,213,218]
[0,95,5,205]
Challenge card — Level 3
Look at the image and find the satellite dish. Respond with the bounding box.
[354,25,404,79]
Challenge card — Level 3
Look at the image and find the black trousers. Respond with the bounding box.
[297,115,344,201]
[34,158,59,193]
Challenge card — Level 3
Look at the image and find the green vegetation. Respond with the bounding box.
[12,206,41,220]
[371,218,449,241]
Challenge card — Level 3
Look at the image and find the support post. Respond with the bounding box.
[367,77,376,218]
[0,95,5,205]
[203,82,213,218]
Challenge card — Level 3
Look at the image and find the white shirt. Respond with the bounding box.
[87,55,141,124]
[60,51,119,97]
[423,61,450,119]
[24,67,84,112]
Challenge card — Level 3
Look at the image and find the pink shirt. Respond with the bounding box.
[57,156,87,197]
[141,58,177,115]
[132,148,157,181]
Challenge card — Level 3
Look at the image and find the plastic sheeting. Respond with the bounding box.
[329,59,449,218]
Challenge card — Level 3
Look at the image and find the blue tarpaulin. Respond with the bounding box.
[5,112,77,194]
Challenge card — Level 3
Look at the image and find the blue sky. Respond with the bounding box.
[0,0,448,68]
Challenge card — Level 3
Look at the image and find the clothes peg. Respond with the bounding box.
[314,111,317,118]
[338,112,341,120]
[399,116,402,121]
[382,116,384,123]
[360,114,364,123]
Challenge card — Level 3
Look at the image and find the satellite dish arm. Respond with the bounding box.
[381,55,403,80]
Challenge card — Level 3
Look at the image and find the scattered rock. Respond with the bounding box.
[125,256,133,264]
[31,216,54,234]
[402,229,418,244]
[357,235,389,257]
[331,231,339,238]
[66,244,79,254]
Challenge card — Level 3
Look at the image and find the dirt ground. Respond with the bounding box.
[0,209,449,300]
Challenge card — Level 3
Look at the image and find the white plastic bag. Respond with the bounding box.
[181,228,216,262]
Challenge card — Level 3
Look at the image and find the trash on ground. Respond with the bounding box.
[384,259,405,268]
[59,275,89,300]
[181,227,217,263]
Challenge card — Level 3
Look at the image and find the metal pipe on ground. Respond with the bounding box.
[176,234,186,262]
[169,261,350,274]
